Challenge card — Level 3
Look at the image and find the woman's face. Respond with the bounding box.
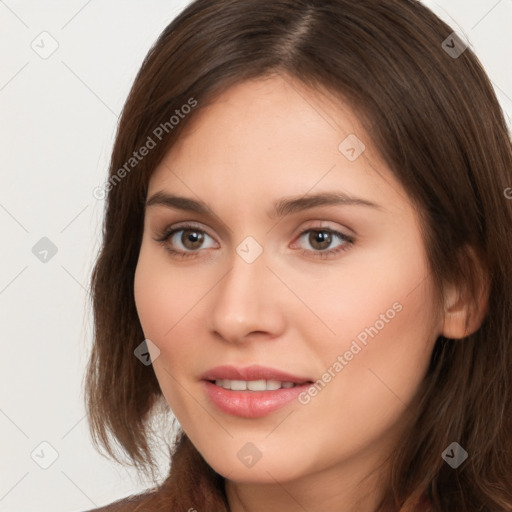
[134,75,442,494]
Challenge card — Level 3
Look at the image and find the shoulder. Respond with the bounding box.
[81,490,157,512]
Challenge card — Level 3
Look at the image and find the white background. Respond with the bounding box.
[0,1,511,511]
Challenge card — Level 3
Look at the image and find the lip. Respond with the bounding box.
[200,365,314,418]
[200,364,313,384]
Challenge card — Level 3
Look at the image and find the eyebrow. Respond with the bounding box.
[145,190,382,219]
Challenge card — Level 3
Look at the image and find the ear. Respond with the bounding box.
[440,246,490,339]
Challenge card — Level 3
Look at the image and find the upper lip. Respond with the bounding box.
[200,365,313,384]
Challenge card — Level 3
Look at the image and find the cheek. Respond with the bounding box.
[290,265,437,465]
[133,246,202,412]
[134,243,199,341]
[301,236,437,398]
[313,257,436,412]
[133,254,170,341]
[133,242,215,384]
[291,237,434,348]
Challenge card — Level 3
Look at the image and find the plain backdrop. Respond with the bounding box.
[0,1,511,511]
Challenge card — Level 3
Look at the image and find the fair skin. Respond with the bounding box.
[133,74,483,511]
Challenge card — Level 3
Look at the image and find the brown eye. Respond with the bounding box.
[293,227,354,259]
[181,229,204,250]
[155,224,218,258]
[308,230,332,251]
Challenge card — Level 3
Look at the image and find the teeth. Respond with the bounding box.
[231,380,247,391]
[266,380,282,390]
[247,379,266,391]
[214,379,298,391]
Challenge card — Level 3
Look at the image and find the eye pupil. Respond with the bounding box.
[182,229,203,249]
[310,230,331,250]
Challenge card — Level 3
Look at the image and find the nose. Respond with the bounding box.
[207,248,286,344]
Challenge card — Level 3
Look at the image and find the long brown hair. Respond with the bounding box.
[84,0,512,510]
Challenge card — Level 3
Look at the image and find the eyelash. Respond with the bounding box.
[153,223,355,260]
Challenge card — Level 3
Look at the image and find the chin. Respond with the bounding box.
[202,447,309,484]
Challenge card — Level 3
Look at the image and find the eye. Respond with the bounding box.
[154,223,217,258]
[154,223,354,260]
[292,227,354,259]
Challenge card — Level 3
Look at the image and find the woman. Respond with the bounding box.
[84,0,512,510]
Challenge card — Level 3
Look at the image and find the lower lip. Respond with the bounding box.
[203,380,312,418]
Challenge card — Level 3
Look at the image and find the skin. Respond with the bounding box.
[133,74,484,511]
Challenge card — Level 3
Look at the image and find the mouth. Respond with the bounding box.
[200,365,315,418]
[200,364,313,385]
[206,378,311,391]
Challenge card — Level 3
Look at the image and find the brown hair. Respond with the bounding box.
[84,0,512,510]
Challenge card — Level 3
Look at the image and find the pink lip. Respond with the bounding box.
[200,364,312,384]
[200,365,314,418]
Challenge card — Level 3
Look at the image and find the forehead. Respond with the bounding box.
[164,75,370,160]
[147,75,410,219]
